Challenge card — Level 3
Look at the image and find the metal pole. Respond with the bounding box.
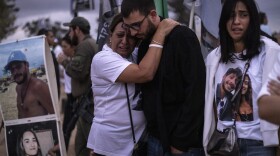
[189,0,196,29]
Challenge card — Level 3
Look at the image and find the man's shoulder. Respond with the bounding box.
[79,37,98,53]
[166,25,199,46]
[169,25,196,37]
[31,77,47,89]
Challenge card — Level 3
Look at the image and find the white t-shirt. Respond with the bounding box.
[215,50,266,141]
[87,45,146,156]
[64,70,71,94]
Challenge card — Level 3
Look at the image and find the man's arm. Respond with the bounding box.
[35,80,55,114]
[117,19,179,83]
[61,52,90,80]
[59,40,95,81]
[258,77,280,125]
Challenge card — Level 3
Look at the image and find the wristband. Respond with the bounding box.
[152,39,162,45]
[149,44,163,48]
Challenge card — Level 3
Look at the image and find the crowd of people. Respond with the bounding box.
[3,0,280,155]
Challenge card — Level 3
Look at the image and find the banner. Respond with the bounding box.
[0,36,65,156]
[96,0,118,51]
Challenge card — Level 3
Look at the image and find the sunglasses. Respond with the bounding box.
[122,15,148,31]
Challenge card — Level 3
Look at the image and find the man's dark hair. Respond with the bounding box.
[219,0,261,63]
[223,68,242,88]
[109,13,123,34]
[37,28,51,36]
[224,67,242,78]
[71,25,90,35]
[121,0,155,17]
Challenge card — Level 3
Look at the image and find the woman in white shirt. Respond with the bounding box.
[87,13,178,156]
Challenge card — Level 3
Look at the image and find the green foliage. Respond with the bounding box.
[0,0,18,42]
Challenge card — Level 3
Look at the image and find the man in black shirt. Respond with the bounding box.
[121,0,206,155]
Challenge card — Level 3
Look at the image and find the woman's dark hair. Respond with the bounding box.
[219,0,261,63]
[121,0,155,17]
[107,13,139,47]
[109,13,124,34]
[16,129,43,156]
[243,74,252,103]
[259,12,266,24]
[62,32,72,45]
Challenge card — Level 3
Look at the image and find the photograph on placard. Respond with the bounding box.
[0,36,55,121]
[5,119,60,156]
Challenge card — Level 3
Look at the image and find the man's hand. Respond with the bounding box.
[170,146,184,154]
[156,18,180,37]
[47,144,60,156]
[89,149,98,156]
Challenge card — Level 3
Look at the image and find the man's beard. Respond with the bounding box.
[145,19,157,40]
[14,72,27,85]
[71,33,79,46]
[222,82,234,97]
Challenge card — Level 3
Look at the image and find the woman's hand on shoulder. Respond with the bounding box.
[157,18,180,37]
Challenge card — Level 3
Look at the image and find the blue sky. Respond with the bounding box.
[0,36,45,77]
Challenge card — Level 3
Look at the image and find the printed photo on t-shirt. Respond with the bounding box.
[216,67,254,122]
[216,67,241,121]
[236,74,254,121]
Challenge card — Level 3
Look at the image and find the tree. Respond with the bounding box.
[0,0,19,42]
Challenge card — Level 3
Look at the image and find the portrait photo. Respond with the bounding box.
[0,36,57,121]
[5,119,60,156]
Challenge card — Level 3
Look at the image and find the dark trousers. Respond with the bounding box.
[75,117,92,156]
[63,93,76,149]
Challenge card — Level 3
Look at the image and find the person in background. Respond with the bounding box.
[5,50,54,118]
[259,12,272,36]
[16,129,43,156]
[58,16,97,156]
[259,12,278,43]
[59,33,76,149]
[37,28,61,98]
[258,52,280,125]
[87,13,178,156]
[121,0,206,155]
[203,0,280,155]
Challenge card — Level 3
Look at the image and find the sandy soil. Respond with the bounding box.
[0,82,18,121]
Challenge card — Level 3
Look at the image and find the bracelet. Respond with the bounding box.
[152,39,162,45]
[149,44,163,48]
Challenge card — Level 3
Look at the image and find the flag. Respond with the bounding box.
[154,0,169,18]
[96,0,119,51]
